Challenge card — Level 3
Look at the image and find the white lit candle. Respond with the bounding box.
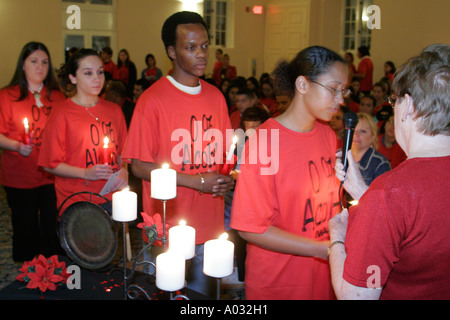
[156,251,185,292]
[23,118,29,134]
[226,135,238,161]
[112,187,137,222]
[169,220,196,259]
[203,233,234,278]
[151,163,177,200]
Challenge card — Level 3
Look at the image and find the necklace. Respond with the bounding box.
[29,83,44,107]
[85,106,99,123]
[72,98,100,123]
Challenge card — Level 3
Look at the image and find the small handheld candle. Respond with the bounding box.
[22,117,32,145]
[23,118,29,134]
[226,135,238,161]
[101,136,112,165]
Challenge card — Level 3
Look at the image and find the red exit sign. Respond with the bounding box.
[253,5,263,14]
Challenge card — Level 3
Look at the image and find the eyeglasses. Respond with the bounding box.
[310,80,351,98]
[387,95,397,108]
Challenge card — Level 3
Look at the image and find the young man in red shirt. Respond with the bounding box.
[122,11,234,299]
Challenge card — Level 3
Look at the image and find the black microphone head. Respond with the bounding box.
[343,111,359,129]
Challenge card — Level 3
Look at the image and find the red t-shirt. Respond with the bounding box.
[116,66,129,84]
[376,135,407,169]
[122,77,232,244]
[143,67,161,85]
[259,97,278,115]
[212,65,237,86]
[38,98,127,214]
[344,156,450,300]
[357,57,374,92]
[229,109,241,130]
[0,85,65,188]
[103,61,118,79]
[230,119,340,300]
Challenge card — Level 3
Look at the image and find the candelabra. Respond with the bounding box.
[118,220,189,300]
[113,164,235,301]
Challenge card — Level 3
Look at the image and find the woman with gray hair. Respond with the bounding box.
[329,44,450,300]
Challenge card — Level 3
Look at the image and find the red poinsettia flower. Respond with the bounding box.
[137,212,169,246]
[16,255,69,293]
[27,263,65,293]
[48,255,71,282]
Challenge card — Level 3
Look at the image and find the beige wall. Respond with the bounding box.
[116,0,268,80]
[0,0,63,87]
[371,0,450,82]
[0,0,448,88]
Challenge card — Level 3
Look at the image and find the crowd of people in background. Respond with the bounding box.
[1,9,447,301]
[67,43,404,179]
[0,39,402,268]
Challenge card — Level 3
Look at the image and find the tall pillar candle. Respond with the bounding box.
[156,251,185,292]
[169,220,196,259]
[151,163,177,200]
[112,187,137,222]
[203,233,234,278]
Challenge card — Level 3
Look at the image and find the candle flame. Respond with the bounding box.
[103,136,109,148]
[349,200,359,206]
[23,117,29,128]
[162,163,169,169]
[179,220,186,226]
[219,232,228,241]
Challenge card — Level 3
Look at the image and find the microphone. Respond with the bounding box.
[341,111,359,172]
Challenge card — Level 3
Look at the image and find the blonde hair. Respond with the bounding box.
[357,112,378,149]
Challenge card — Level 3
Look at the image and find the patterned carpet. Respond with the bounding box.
[0,186,19,290]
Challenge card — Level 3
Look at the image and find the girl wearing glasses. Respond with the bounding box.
[230,46,348,300]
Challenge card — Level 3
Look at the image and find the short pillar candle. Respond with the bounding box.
[169,220,196,259]
[203,233,234,278]
[112,187,137,222]
[156,251,185,292]
[151,163,177,200]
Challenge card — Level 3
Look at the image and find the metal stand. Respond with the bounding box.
[161,200,167,250]
[119,199,189,300]
[216,278,221,300]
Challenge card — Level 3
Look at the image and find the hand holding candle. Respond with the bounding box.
[169,220,196,259]
[151,163,177,200]
[203,233,234,278]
